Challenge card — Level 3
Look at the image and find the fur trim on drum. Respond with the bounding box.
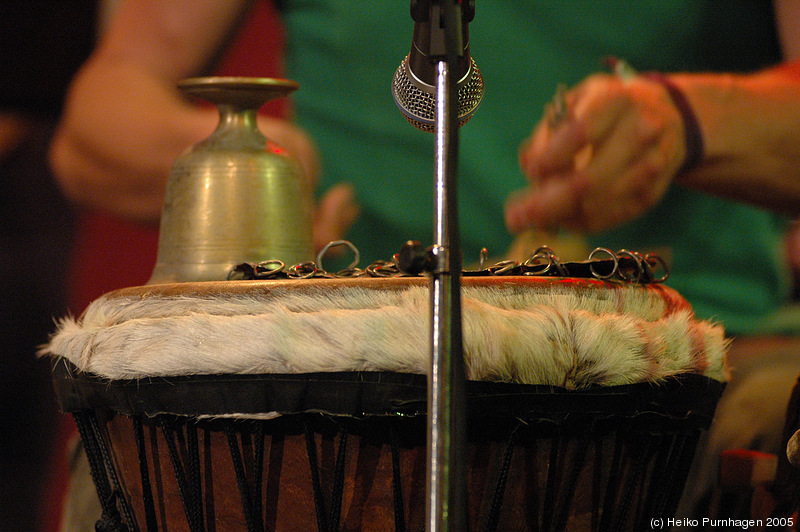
[42,278,728,388]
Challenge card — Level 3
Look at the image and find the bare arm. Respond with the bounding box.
[507,5,800,235]
[507,62,800,234]
[49,0,252,221]
[672,64,800,215]
[49,0,356,248]
[775,0,800,60]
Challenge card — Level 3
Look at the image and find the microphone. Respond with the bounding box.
[392,0,484,132]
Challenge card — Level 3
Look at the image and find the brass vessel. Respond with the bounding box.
[148,77,314,284]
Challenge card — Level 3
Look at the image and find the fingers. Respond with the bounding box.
[507,145,672,234]
[505,180,582,233]
[313,183,360,252]
[575,104,665,226]
[583,146,673,230]
[511,74,685,234]
[521,75,629,179]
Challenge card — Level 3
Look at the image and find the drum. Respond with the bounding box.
[45,275,727,531]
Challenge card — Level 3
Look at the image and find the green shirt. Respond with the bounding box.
[278,1,789,336]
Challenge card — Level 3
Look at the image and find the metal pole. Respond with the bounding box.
[426,17,467,530]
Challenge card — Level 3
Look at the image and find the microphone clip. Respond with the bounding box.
[409,0,474,62]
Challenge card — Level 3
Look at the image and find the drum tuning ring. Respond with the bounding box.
[524,246,566,276]
[588,248,618,280]
[317,240,360,271]
[288,261,319,279]
[644,253,669,283]
[616,249,645,283]
[227,259,285,280]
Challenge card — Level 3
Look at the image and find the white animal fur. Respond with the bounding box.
[42,280,728,388]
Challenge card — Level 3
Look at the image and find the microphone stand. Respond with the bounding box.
[425,1,467,530]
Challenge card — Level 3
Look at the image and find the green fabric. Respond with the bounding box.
[278,1,791,336]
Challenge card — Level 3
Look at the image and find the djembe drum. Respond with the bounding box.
[45,266,727,531]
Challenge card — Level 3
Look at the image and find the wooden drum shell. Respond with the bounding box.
[56,366,723,531]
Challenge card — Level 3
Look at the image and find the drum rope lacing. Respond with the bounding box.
[72,411,135,531]
[228,242,669,284]
[71,408,701,531]
[76,412,530,532]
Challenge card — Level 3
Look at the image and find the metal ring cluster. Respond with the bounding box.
[229,242,668,284]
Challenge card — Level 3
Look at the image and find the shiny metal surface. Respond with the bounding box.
[427,60,467,532]
[148,77,314,284]
[392,56,483,132]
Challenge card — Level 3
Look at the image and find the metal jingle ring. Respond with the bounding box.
[366,260,400,277]
[523,255,553,276]
[489,260,519,276]
[524,246,557,275]
[227,259,285,280]
[616,249,644,283]
[529,245,559,261]
[534,255,568,277]
[552,256,569,277]
[588,247,618,280]
[255,259,285,276]
[645,253,669,283]
[334,267,365,278]
[316,239,360,272]
[288,261,319,279]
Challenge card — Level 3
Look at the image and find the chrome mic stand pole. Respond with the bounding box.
[427,2,467,530]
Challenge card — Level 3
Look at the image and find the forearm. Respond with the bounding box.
[50,56,218,222]
[673,62,800,216]
[49,0,252,222]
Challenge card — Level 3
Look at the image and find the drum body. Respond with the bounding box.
[46,276,727,531]
[55,365,722,531]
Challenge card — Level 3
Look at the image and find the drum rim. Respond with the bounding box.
[111,275,681,301]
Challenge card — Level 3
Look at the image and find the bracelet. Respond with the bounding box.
[642,72,705,174]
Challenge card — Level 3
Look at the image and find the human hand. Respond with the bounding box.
[505,73,688,234]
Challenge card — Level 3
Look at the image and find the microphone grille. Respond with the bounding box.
[392,56,484,132]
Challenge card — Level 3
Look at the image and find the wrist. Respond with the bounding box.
[642,72,705,176]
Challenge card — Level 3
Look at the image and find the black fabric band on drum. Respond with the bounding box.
[51,358,722,430]
[643,72,705,175]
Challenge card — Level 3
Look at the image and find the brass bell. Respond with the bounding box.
[148,77,314,284]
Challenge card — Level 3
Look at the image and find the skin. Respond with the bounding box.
[48,0,357,250]
[507,0,800,235]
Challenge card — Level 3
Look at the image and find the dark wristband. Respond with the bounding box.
[643,72,705,174]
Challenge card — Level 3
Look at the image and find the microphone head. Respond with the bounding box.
[391,55,484,132]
